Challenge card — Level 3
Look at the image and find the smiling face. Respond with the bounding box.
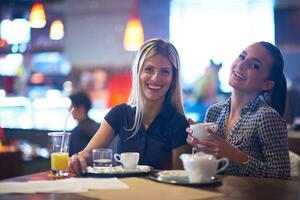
[229,43,275,96]
[139,54,173,104]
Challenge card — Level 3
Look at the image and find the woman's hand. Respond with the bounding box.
[186,127,248,166]
[68,150,91,175]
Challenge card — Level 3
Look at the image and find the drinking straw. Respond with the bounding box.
[60,107,74,152]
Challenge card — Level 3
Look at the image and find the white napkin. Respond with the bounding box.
[0,177,128,194]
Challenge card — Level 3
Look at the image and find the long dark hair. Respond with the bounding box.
[259,41,286,117]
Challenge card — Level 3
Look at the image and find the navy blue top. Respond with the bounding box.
[104,102,189,169]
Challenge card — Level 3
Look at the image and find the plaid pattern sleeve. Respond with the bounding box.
[205,97,291,179]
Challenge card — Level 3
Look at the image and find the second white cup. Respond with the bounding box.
[190,122,218,147]
[114,152,140,169]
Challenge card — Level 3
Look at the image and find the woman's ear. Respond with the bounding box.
[261,80,275,91]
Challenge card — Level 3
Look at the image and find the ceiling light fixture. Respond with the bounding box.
[29,0,46,28]
[49,20,64,40]
[123,0,144,51]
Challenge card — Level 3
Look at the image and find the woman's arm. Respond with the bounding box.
[69,120,115,174]
[83,120,116,152]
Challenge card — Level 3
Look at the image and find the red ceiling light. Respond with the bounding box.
[123,0,144,51]
[29,0,46,28]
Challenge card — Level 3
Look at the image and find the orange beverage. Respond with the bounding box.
[51,152,69,171]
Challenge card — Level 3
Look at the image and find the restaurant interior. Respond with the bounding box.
[0,0,300,184]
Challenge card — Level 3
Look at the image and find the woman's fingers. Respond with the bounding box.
[187,134,197,146]
[69,155,80,174]
[69,154,87,175]
[206,127,221,141]
[186,127,193,134]
[78,155,88,173]
[196,139,218,148]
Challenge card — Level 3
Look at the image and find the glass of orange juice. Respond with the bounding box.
[48,132,70,177]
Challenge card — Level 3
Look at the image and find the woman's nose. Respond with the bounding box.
[237,60,248,71]
[150,71,159,80]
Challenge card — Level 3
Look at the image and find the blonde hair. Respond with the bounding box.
[127,38,185,136]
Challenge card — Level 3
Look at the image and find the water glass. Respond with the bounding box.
[93,149,113,171]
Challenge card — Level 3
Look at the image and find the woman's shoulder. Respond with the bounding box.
[257,103,282,117]
[256,103,286,124]
[110,103,133,112]
[206,101,226,115]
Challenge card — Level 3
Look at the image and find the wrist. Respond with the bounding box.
[232,149,248,167]
[237,151,249,168]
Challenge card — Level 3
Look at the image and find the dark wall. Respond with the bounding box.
[275,6,300,81]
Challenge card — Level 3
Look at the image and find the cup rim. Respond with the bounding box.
[93,148,113,153]
[48,132,71,136]
[120,152,139,155]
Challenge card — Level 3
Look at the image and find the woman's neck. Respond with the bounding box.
[230,90,258,117]
[142,99,164,127]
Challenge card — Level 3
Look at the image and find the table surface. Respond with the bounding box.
[1,171,299,200]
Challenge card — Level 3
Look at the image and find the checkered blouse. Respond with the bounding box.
[205,96,291,179]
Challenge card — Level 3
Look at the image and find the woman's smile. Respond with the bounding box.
[232,70,247,81]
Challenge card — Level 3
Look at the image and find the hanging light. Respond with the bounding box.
[123,0,144,51]
[49,20,64,40]
[29,0,46,28]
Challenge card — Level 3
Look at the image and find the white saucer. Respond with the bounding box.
[87,165,151,174]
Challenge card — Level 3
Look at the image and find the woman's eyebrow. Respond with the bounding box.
[243,51,263,65]
[251,57,263,65]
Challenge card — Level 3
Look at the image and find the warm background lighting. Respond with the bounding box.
[29,0,46,28]
[49,20,64,40]
[123,0,144,51]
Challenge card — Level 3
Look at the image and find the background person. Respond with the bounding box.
[69,91,100,156]
[69,38,191,174]
[187,41,290,179]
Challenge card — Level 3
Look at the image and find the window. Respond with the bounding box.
[170,0,274,92]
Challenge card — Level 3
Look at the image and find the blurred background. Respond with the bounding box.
[0,0,299,178]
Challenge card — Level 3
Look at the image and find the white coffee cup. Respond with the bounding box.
[190,122,217,147]
[180,152,229,183]
[114,152,140,169]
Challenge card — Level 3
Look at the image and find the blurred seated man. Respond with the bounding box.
[69,91,100,156]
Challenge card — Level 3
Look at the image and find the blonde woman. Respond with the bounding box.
[69,38,191,174]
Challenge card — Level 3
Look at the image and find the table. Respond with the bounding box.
[0,171,299,200]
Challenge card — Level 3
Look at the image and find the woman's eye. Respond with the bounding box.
[251,63,260,70]
[161,69,171,74]
[144,66,154,73]
[238,54,245,60]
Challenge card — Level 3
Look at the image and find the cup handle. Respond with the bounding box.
[216,157,229,173]
[114,153,121,163]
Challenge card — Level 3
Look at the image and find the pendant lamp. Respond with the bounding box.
[49,20,64,40]
[123,0,144,51]
[29,0,46,28]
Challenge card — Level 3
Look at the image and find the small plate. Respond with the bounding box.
[148,170,222,187]
[81,165,152,178]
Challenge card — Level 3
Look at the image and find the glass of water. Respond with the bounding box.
[92,149,113,171]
